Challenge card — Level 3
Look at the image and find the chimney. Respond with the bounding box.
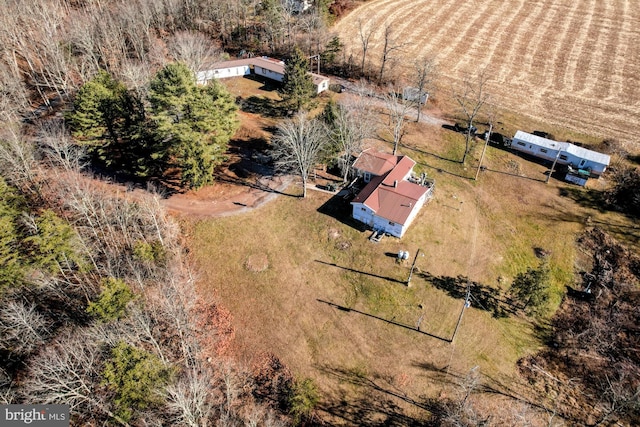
[394,180,398,188]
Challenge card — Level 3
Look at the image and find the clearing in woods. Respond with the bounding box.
[183,74,640,423]
[333,0,640,146]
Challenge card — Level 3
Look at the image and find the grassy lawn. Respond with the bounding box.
[188,76,639,423]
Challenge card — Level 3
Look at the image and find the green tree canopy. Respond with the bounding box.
[288,377,320,425]
[0,179,85,292]
[103,342,173,423]
[67,71,163,177]
[149,62,239,189]
[0,178,26,291]
[23,209,84,274]
[282,46,315,111]
[87,278,135,322]
[68,64,238,188]
[509,261,551,316]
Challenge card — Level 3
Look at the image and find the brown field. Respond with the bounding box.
[333,0,640,147]
[184,76,640,424]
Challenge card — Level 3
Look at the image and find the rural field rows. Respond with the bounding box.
[333,0,640,144]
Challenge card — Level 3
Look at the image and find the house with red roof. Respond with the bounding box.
[350,149,434,238]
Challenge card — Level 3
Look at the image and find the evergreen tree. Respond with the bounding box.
[67,71,129,169]
[288,377,320,425]
[321,36,343,66]
[149,62,238,189]
[102,342,173,423]
[0,178,26,291]
[23,210,84,274]
[87,278,135,322]
[282,46,315,111]
[67,71,164,177]
[509,261,551,316]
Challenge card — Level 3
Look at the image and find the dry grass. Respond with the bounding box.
[184,73,640,423]
[333,0,640,149]
[188,119,640,423]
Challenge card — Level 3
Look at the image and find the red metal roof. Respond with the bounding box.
[352,148,398,176]
[352,151,428,225]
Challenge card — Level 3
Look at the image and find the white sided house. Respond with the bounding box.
[350,149,434,238]
[197,56,330,94]
[510,131,610,177]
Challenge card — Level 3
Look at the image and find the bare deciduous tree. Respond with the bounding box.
[37,119,87,173]
[20,331,111,420]
[0,125,38,193]
[382,86,412,155]
[326,96,374,183]
[358,19,374,76]
[272,112,327,198]
[453,68,491,164]
[0,301,50,356]
[165,366,215,427]
[169,31,222,74]
[411,55,438,122]
[378,22,405,83]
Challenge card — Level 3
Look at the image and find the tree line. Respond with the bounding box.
[68,62,238,189]
[0,121,322,424]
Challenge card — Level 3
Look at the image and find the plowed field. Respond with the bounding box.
[333,0,640,144]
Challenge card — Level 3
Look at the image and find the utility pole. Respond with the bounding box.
[406,248,423,286]
[308,54,320,74]
[546,142,562,184]
[451,281,471,342]
[475,123,492,181]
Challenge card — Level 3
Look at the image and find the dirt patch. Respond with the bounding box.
[245,253,270,272]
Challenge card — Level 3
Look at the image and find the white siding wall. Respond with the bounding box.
[563,154,607,175]
[196,66,250,84]
[352,203,374,227]
[372,216,404,238]
[316,80,329,94]
[255,66,284,82]
[511,135,608,176]
[511,137,561,163]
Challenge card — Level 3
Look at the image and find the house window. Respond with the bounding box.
[361,207,366,212]
[540,148,548,153]
[388,221,395,226]
[262,68,267,74]
[364,172,371,182]
[517,141,526,146]
[559,155,568,161]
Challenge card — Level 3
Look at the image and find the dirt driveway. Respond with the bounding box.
[161,174,294,218]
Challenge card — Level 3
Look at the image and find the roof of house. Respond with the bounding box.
[514,131,566,150]
[514,131,610,165]
[203,56,329,86]
[352,152,428,225]
[352,148,398,176]
[564,143,611,166]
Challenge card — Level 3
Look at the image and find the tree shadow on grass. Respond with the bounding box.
[410,362,570,420]
[317,365,441,426]
[418,272,518,318]
[558,186,609,213]
[240,95,289,118]
[316,191,369,231]
[314,262,406,285]
[542,210,640,245]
